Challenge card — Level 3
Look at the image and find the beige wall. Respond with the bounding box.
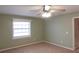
[0,14,44,49]
[45,12,79,49]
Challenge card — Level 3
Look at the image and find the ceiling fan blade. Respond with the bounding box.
[51,8,65,12]
[36,13,42,15]
[28,6,43,12]
[35,10,43,15]
[28,9,41,12]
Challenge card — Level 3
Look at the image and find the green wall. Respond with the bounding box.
[0,14,44,49]
[1,12,79,50]
[45,12,79,49]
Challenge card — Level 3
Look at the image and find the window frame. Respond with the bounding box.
[12,18,31,39]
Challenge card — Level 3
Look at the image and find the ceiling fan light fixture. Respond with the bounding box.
[50,10,56,12]
[42,12,51,18]
[45,5,51,11]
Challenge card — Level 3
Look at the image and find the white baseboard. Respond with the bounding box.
[0,40,75,52]
[45,41,75,51]
[0,40,44,52]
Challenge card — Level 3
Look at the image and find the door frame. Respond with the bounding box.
[72,16,79,50]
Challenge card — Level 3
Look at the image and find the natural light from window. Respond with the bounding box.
[13,19,31,39]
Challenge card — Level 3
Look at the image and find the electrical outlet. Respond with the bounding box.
[65,32,69,34]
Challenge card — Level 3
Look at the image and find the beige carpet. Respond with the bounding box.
[1,42,77,53]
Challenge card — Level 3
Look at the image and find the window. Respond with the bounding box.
[13,18,31,39]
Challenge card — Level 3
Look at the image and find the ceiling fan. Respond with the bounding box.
[30,5,66,17]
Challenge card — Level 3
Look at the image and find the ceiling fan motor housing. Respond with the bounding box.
[43,5,51,12]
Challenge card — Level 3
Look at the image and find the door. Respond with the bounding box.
[75,18,79,49]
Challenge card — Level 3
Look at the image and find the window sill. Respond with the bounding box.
[12,35,31,40]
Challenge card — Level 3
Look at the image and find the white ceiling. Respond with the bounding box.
[0,5,79,17]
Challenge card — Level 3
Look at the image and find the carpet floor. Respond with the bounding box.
[1,42,78,53]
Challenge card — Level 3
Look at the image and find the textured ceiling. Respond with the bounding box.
[0,5,79,17]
